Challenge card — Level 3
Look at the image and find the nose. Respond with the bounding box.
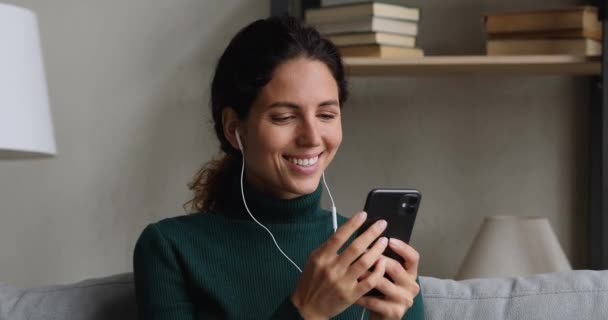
[295,115,322,147]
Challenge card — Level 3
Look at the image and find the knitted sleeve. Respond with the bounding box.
[133,224,196,320]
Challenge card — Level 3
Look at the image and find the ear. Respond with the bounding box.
[222,107,241,150]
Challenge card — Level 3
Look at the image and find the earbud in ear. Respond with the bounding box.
[235,129,243,151]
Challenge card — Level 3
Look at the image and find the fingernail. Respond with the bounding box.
[356,211,367,222]
[389,238,401,246]
[379,237,388,245]
[375,219,387,230]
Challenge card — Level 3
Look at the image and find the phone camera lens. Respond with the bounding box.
[406,196,419,206]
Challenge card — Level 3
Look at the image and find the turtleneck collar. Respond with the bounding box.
[222,171,326,224]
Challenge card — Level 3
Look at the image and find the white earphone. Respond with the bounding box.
[235,129,243,151]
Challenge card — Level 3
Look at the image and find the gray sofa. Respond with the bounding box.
[1,270,607,319]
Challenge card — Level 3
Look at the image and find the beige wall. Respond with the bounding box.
[326,0,590,278]
[329,75,589,278]
[0,0,269,287]
[0,0,590,287]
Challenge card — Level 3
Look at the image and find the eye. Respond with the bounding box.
[272,115,295,123]
[318,113,336,121]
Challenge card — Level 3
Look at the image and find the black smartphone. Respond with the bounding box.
[358,188,421,296]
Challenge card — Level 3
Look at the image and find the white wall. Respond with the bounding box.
[0,0,590,287]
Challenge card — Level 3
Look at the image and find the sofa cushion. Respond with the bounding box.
[420,270,608,320]
[0,273,136,320]
[2,270,607,320]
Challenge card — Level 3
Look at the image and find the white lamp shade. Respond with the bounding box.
[456,215,572,280]
[0,3,56,159]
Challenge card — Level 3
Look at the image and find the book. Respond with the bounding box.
[486,38,601,55]
[312,16,418,36]
[306,2,419,25]
[487,29,601,41]
[321,0,411,6]
[339,44,424,57]
[322,0,368,5]
[327,32,416,47]
[483,6,601,37]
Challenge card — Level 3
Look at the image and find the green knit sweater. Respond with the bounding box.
[133,176,425,319]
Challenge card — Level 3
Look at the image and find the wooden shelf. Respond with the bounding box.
[343,55,601,76]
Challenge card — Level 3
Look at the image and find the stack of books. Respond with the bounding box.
[305,1,423,58]
[484,6,602,56]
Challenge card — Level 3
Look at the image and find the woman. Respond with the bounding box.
[133,15,424,319]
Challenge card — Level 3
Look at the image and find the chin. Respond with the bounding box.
[288,177,321,196]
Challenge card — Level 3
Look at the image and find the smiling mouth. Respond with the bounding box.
[282,152,323,167]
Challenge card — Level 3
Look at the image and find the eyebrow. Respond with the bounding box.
[267,99,339,109]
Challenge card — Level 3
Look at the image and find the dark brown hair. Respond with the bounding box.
[184,15,348,213]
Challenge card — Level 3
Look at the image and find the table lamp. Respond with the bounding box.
[456,215,572,280]
[0,3,56,160]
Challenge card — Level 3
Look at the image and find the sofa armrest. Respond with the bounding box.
[0,273,136,320]
[0,282,22,319]
[420,270,608,320]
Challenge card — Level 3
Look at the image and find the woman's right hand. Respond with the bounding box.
[291,211,389,319]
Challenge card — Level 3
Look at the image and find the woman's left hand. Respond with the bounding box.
[355,238,420,320]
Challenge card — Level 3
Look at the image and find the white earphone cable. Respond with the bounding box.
[239,152,303,273]
[236,131,365,318]
[322,172,338,232]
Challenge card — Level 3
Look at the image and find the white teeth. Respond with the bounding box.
[287,155,319,167]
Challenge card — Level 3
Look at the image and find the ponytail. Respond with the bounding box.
[183,154,239,213]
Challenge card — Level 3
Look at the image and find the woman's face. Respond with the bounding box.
[239,57,342,199]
